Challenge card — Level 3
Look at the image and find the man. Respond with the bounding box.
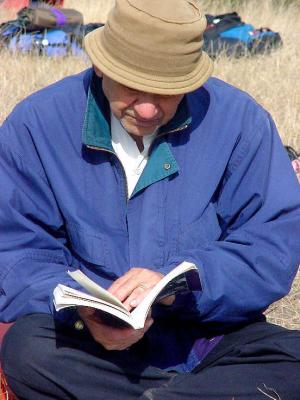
[0,0,300,399]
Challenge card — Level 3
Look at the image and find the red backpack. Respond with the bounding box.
[0,324,16,400]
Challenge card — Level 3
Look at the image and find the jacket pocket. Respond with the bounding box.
[177,203,222,253]
[66,221,107,266]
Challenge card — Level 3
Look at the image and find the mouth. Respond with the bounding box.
[126,115,162,128]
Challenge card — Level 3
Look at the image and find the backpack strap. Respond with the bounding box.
[205,12,243,40]
[49,7,67,27]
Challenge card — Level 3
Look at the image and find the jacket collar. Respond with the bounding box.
[82,72,113,151]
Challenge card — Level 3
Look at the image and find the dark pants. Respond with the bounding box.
[1,314,300,399]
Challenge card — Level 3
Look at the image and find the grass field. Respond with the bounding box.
[0,0,299,328]
[1,0,300,149]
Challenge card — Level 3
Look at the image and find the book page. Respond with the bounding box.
[54,285,129,314]
[68,270,125,309]
[53,284,142,329]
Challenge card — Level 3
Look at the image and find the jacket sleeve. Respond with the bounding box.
[164,113,300,325]
[0,105,81,323]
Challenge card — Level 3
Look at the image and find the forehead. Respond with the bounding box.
[95,67,184,100]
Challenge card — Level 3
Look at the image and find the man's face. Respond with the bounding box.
[100,72,184,137]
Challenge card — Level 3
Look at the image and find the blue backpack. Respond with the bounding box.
[203,12,282,58]
[6,29,85,57]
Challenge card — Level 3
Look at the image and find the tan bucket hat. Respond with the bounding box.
[84,0,213,95]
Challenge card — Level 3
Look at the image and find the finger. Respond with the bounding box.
[110,279,143,303]
[117,273,163,306]
[89,320,139,345]
[108,269,164,305]
[123,286,152,310]
[108,268,144,299]
[122,274,165,310]
[108,273,135,294]
[109,268,163,296]
[102,327,145,350]
[143,317,154,332]
[158,295,175,306]
[77,306,96,320]
[145,309,152,319]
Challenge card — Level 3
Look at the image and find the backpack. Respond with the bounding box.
[0,6,89,57]
[16,6,83,31]
[203,12,282,58]
[6,28,85,57]
[0,9,282,59]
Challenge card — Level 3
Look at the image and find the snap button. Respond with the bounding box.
[164,163,171,170]
[74,320,84,331]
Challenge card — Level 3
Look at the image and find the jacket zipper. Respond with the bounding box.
[148,124,189,153]
[158,124,189,137]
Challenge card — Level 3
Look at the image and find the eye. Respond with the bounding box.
[124,85,138,95]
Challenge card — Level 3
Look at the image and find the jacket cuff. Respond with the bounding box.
[164,258,203,290]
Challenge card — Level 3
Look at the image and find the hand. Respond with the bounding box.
[108,267,175,311]
[78,307,153,350]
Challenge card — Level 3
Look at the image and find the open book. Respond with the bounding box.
[53,261,201,329]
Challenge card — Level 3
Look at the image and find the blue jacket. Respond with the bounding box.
[0,69,300,335]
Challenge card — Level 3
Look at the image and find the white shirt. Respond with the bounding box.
[111,113,157,198]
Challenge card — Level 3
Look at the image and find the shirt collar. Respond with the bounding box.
[111,112,157,157]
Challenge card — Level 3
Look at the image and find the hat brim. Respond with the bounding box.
[84,27,213,95]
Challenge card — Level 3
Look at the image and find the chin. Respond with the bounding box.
[125,125,157,137]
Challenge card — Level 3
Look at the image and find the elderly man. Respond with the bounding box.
[0,0,300,399]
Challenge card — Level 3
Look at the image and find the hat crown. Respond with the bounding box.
[102,0,207,77]
[127,0,202,23]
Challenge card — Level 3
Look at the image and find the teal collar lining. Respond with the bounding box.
[82,74,113,151]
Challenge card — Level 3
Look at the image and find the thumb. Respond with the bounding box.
[143,317,154,332]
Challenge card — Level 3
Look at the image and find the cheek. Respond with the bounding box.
[110,93,136,119]
[163,99,183,120]
[110,101,130,119]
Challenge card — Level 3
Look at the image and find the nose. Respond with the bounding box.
[133,96,159,120]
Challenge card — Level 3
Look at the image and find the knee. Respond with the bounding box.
[1,314,55,382]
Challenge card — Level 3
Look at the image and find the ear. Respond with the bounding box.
[93,66,103,77]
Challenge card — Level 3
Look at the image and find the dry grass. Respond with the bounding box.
[0,0,299,328]
[266,273,300,330]
[1,0,299,148]
[205,0,300,151]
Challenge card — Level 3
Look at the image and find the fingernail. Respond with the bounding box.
[130,299,137,307]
